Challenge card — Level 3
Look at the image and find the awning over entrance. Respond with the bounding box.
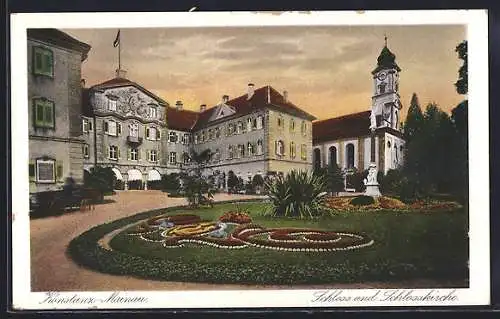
[148,169,161,181]
[127,169,142,181]
[112,168,123,180]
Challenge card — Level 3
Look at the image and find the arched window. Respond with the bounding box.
[257,139,263,155]
[182,152,190,164]
[313,148,321,171]
[247,118,253,131]
[237,121,243,134]
[256,115,263,129]
[346,143,355,169]
[276,140,284,156]
[329,146,337,166]
[228,146,234,159]
[238,144,245,158]
[247,142,254,156]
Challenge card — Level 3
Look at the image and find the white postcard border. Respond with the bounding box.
[10,10,489,309]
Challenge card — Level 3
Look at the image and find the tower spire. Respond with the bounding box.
[384,33,388,47]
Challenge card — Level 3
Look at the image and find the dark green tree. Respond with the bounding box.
[227,171,239,193]
[324,163,345,195]
[403,93,424,143]
[454,41,468,95]
[180,149,214,207]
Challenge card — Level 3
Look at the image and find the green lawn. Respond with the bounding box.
[98,201,469,285]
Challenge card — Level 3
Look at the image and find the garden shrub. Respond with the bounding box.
[147,180,163,190]
[265,170,328,219]
[128,180,143,190]
[161,173,180,192]
[84,166,115,194]
[350,195,375,206]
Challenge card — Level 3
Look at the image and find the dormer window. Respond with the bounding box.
[108,98,117,111]
[290,119,295,132]
[247,118,253,131]
[169,131,178,143]
[256,116,263,129]
[208,129,214,140]
[215,127,220,138]
[237,122,243,134]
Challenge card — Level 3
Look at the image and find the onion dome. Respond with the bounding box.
[372,45,401,74]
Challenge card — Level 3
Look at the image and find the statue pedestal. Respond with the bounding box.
[364,183,381,197]
[364,162,381,197]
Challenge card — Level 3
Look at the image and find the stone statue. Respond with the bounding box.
[370,110,377,130]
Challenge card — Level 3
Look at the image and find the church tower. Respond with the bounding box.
[371,37,402,130]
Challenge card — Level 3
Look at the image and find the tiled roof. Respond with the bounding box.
[166,107,199,131]
[193,85,316,130]
[312,111,372,144]
[91,77,169,106]
[27,28,91,61]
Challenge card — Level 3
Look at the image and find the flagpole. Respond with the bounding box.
[118,29,121,71]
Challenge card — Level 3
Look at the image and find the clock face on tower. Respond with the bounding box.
[377,72,387,81]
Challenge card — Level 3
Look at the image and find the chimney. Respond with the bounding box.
[115,68,127,78]
[283,90,288,103]
[200,104,207,112]
[222,95,229,104]
[247,83,255,100]
[81,79,86,88]
[175,100,183,110]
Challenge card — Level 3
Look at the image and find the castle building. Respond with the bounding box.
[312,42,405,181]
[27,29,91,193]
[82,79,316,189]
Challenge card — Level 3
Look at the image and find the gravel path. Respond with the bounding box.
[30,191,465,291]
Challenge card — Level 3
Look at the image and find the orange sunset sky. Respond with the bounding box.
[63,25,466,121]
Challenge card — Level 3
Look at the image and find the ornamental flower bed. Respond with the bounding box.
[325,196,460,212]
[218,211,252,224]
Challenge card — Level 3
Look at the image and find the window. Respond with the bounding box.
[346,143,355,168]
[105,120,119,136]
[237,122,243,134]
[148,150,158,162]
[33,98,55,129]
[208,129,214,140]
[378,83,386,94]
[247,142,255,156]
[147,127,159,140]
[228,123,235,135]
[238,144,245,158]
[129,123,138,137]
[387,141,391,148]
[169,152,177,164]
[194,134,199,144]
[228,146,234,159]
[169,131,178,143]
[108,99,117,111]
[214,149,221,162]
[36,158,55,183]
[83,144,90,158]
[182,133,190,144]
[256,116,263,129]
[29,163,35,180]
[329,146,337,166]
[33,46,53,77]
[215,127,220,138]
[400,145,403,152]
[277,117,284,128]
[301,144,307,160]
[290,119,295,132]
[129,148,138,161]
[290,142,296,159]
[150,106,157,119]
[82,118,93,133]
[247,118,253,131]
[183,152,190,164]
[301,121,307,136]
[109,145,119,160]
[201,130,206,142]
[276,140,284,156]
[257,139,263,155]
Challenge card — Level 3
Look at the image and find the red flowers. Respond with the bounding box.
[219,211,252,224]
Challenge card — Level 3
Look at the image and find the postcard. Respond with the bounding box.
[10,10,489,309]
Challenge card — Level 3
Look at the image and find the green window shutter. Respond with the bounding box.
[103,121,108,133]
[117,147,121,159]
[35,101,44,124]
[28,162,35,181]
[138,148,142,160]
[44,51,53,76]
[117,123,122,135]
[56,161,63,181]
[275,141,278,155]
[146,150,151,162]
[106,145,109,158]
[34,51,43,73]
[157,129,161,140]
[44,102,54,127]
[146,127,150,139]
[128,148,131,160]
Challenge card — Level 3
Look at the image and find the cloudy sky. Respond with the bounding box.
[63,25,466,120]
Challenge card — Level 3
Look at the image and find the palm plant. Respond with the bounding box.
[264,170,328,219]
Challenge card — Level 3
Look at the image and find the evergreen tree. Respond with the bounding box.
[454,41,468,95]
[325,163,345,195]
[403,93,424,143]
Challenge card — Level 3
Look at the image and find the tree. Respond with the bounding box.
[454,41,468,95]
[180,149,214,208]
[84,166,115,195]
[324,163,345,195]
[227,171,239,193]
[403,93,424,143]
[162,173,180,192]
